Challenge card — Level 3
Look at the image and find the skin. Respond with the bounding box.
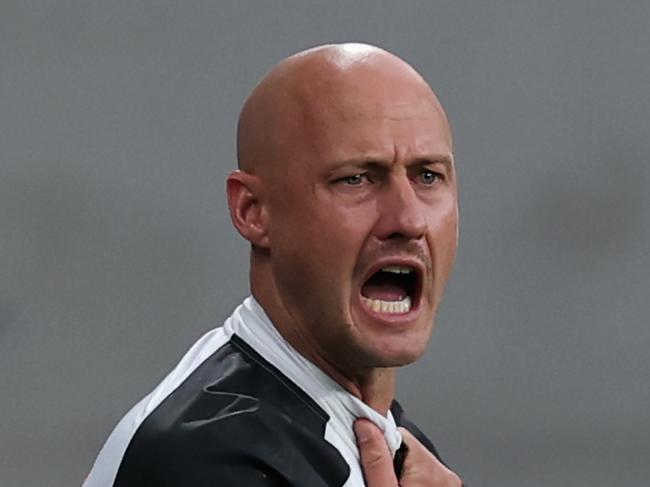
[354,419,462,486]
[227,43,458,415]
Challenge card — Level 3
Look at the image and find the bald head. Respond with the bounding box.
[236,43,449,174]
[227,43,457,378]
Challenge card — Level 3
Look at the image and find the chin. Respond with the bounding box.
[371,354,421,368]
[359,336,430,368]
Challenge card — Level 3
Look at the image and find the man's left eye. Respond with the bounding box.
[419,170,440,185]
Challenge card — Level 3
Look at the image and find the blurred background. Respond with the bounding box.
[1,1,648,486]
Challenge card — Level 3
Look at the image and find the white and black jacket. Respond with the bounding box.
[85,297,463,486]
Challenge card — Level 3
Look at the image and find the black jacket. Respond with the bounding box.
[109,335,455,486]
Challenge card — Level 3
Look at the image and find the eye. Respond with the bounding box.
[341,173,370,185]
[418,169,440,185]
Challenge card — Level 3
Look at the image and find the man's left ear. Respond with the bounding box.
[226,170,270,248]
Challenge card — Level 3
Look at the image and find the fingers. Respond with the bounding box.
[354,419,399,487]
[354,420,463,487]
[399,428,463,487]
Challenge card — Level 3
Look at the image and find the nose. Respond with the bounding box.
[373,175,426,241]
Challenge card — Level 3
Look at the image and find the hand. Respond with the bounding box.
[354,419,462,487]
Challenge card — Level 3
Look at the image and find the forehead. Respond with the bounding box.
[291,86,452,166]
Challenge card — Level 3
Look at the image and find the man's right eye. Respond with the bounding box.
[341,174,368,185]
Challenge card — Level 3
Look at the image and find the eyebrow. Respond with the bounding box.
[411,154,454,170]
[327,153,455,172]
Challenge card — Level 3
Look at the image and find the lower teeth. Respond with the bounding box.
[361,296,412,314]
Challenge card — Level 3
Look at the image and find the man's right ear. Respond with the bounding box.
[226,170,270,248]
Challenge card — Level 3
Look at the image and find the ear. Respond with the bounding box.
[226,170,270,248]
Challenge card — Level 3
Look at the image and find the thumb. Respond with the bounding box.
[354,419,398,487]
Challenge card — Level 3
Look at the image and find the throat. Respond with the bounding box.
[356,368,396,415]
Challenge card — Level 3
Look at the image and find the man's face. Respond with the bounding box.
[263,70,458,375]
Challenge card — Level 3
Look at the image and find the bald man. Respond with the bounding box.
[84,43,464,487]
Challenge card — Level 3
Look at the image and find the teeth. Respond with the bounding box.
[362,296,412,314]
[381,266,413,274]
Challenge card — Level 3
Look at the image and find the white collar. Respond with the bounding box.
[222,297,402,466]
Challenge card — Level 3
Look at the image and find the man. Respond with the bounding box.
[85,43,463,487]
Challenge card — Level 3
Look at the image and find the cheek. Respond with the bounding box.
[269,209,354,296]
[429,193,458,237]
[271,190,374,276]
[309,213,363,274]
[428,202,459,266]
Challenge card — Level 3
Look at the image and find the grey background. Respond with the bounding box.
[1,1,648,486]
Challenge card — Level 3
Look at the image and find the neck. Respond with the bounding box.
[251,267,396,416]
[283,324,397,415]
[343,367,396,415]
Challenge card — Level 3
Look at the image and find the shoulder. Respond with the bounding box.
[113,336,348,486]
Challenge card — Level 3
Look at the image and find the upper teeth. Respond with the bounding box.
[381,266,412,274]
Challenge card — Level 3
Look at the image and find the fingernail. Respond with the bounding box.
[354,420,372,443]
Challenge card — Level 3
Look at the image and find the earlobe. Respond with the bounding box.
[226,170,270,248]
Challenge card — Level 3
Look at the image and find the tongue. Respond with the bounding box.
[361,282,407,301]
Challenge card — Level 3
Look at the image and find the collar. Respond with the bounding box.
[222,297,403,462]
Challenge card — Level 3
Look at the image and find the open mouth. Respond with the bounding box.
[360,265,421,315]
